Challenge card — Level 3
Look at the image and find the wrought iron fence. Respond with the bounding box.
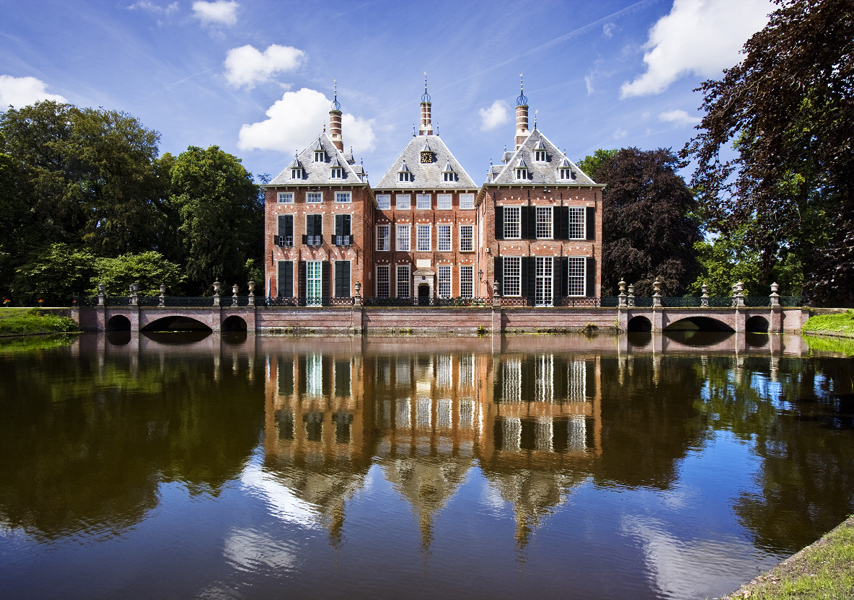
[264,296,353,307]
[365,297,491,307]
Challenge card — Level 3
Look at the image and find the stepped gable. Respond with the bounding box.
[374,134,477,190]
[268,132,367,186]
[485,128,595,186]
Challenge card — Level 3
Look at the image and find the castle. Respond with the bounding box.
[263,80,604,305]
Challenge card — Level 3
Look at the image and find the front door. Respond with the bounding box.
[418,283,430,305]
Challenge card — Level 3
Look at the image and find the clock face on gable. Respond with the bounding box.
[420,151,433,164]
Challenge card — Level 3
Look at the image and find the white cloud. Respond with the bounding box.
[224,44,305,89]
[478,100,510,132]
[192,0,239,26]
[584,75,595,96]
[0,75,66,109]
[621,0,773,98]
[603,23,616,38]
[613,127,628,140]
[238,88,376,155]
[128,1,178,15]
[659,109,700,127]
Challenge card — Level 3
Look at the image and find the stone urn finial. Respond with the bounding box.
[247,280,256,306]
[213,281,221,295]
[701,283,709,307]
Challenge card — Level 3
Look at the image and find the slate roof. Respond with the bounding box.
[485,128,598,186]
[375,134,477,190]
[267,133,368,186]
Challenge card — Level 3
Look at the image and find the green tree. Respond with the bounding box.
[576,148,617,182]
[169,146,262,294]
[12,243,97,305]
[684,0,854,305]
[91,251,185,297]
[588,147,701,296]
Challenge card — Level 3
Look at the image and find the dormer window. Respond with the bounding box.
[398,161,412,182]
[515,158,529,181]
[331,167,343,178]
[535,150,547,161]
[444,172,455,182]
[442,162,456,182]
[559,167,572,180]
[291,167,303,179]
[314,150,325,162]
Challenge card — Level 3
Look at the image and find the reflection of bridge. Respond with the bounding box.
[74,303,809,334]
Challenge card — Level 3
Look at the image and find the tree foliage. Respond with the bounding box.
[91,252,185,297]
[12,244,97,306]
[576,148,618,182]
[684,0,854,305]
[590,147,701,296]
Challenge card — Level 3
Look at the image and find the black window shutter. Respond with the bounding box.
[343,214,351,236]
[315,214,323,237]
[335,215,343,237]
[522,256,535,301]
[586,257,596,297]
[495,206,504,240]
[555,207,568,240]
[278,215,287,237]
[552,257,563,305]
[322,261,330,299]
[494,257,503,294]
[586,207,596,240]
[306,216,314,236]
[335,261,350,297]
[520,207,531,239]
[298,356,307,395]
[285,215,293,239]
[298,261,306,298]
[278,260,293,297]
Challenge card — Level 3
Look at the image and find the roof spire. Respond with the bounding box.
[421,71,431,103]
[331,78,341,111]
[419,72,433,135]
[516,73,528,106]
[534,109,538,129]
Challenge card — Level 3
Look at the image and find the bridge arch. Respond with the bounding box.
[106,315,131,331]
[627,316,652,332]
[141,316,212,332]
[222,315,247,332]
[746,315,769,333]
[664,317,734,332]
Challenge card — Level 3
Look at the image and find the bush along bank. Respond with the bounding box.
[802,310,854,338]
[0,308,79,336]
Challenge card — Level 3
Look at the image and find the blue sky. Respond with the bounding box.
[0,0,773,182]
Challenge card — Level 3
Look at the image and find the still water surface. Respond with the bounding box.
[1,332,853,599]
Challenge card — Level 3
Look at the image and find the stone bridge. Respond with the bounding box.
[73,303,808,335]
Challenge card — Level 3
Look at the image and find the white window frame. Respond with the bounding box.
[377,194,391,210]
[335,191,351,203]
[503,206,521,239]
[437,194,452,210]
[306,260,323,305]
[396,264,410,298]
[535,256,553,307]
[398,172,411,182]
[516,168,527,181]
[560,168,572,180]
[396,225,410,251]
[277,192,293,204]
[503,256,521,296]
[314,150,325,162]
[306,192,323,204]
[535,150,547,162]
[459,193,475,210]
[396,194,411,210]
[536,206,553,239]
[437,265,451,298]
[331,167,343,179]
[416,225,431,252]
[459,225,474,252]
[460,265,474,299]
[568,257,586,297]
[569,207,586,240]
[376,265,390,298]
[376,224,390,251]
[416,194,431,210]
[443,172,455,182]
[291,168,302,179]
[437,224,452,252]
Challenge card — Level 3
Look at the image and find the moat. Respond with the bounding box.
[1,332,853,599]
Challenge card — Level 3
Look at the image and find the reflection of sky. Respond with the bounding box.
[240,449,320,530]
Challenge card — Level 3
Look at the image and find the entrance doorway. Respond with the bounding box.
[418,284,430,305]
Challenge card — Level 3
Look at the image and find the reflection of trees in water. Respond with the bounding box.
[596,356,708,489]
[0,346,264,540]
[696,355,854,553]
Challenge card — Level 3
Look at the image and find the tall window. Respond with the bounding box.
[459,193,475,210]
[396,194,411,210]
[535,256,553,306]
[568,257,586,296]
[438,265,451,298]
[437,194,452,210]
[504,206,521,239]
[307,192,322,204]
[459,225,474,252]
[416,225,431,251]
[277,192,293,204]
[416,194,431,209]
[460,265,474,299]
[306,261,323,305]
[396,265,410,298]
[501,359,522,403]
[306,354,323,397]
[535,354,554,402]
[437,225,451,251]
[304,214,322,246]
[377,194,391,210]
[503,257,521,296]
[376,225,390,251]
[335,191,351,203]
[536,206,553,239]
[376,265,390,297]
[396,225,410,251]
[569,207,585,239]
[568,360,587,402]
[334,214,351,246]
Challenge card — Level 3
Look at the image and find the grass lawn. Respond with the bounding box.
[802,310,854,337]
[724,515,854,599]
[0,307,79,336]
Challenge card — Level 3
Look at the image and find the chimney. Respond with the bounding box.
[515,76,529,150]
[329,80,344,151]
[419,72,433,136]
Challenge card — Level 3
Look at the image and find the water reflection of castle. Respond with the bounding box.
[263,349,601,547]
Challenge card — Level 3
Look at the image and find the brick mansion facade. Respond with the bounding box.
[263,82,604,305]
